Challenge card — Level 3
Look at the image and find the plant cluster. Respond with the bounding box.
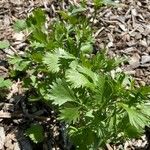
[4,1,150,149]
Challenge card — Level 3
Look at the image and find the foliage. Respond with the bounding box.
[0,77,12,89]
[25,124,44,143]
[13,19,27,32]
[9,3,150,150]
[0,40,10,49]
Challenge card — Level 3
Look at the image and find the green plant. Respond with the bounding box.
[9,5,150,150]
[25,124,44,143]
[13,19,27,32]
[0,77,12,99]
[0,77,12,89]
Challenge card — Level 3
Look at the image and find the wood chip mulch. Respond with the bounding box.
[91,0,150,86]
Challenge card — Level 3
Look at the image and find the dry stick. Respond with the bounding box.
[0,111,51,121]
[106,143,113,150]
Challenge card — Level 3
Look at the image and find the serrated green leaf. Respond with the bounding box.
[13,19,27,32]
[0,40,10,49]
[30,41,45,48]
[43,49,75,73]
[120,103,149,129]
[43,52,60,73]
[0,77,12,88]
[25,124,44,143]
[80,43,93,54]
[59,107,80,123]
[71,7,87,15]
[55,48,75,60]
[49,79,76,106]
[69,60,78,69]
[66,69,92,88]
[94,75,106,105]
[77,66,98,85]
[26,9,46,28]
[33,9,46,27]
[139,104,150,116]
[32,28,47,43]
[3,79,12,88]
[31,51,43,62]
[138,86,150,95]
[9,56,30,71]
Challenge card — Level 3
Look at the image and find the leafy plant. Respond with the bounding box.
[9,4,150,150]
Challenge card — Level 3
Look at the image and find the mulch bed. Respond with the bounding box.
[0,0,150,149]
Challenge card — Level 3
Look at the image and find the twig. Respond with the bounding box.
[0,111,51,121]
[106,143,113,150]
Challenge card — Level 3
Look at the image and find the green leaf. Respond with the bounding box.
[30,41,45,48]
[33,9,46,27]
[0,77,5,87]
[94,0,104,7]
[59,107,80,123]
[85,110,94,118]
[9,56,30,71]
[3,79,12,88]
[0,77,12,88]
[50,79,76,106]
[66,68,92,88]
[0,40,10,49]
[26,9,46,28]
[43,48,75,73]
[13,19,27,32]
[80,43,93,54]
[43,52,60,73]
[120,103,149,129]
[77,66,98,85]
[138,86,150,95]
[56,48,75,60]
[139,104,150,116]
[71,6,87,16]
[124,124,141,138]
[25,124,44,143]
[32,28,47,43]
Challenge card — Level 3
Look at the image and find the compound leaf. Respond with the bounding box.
[50,79,76,106]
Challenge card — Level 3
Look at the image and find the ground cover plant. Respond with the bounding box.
[5,1,150,149]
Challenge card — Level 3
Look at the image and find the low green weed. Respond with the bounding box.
[9,3,150,149]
